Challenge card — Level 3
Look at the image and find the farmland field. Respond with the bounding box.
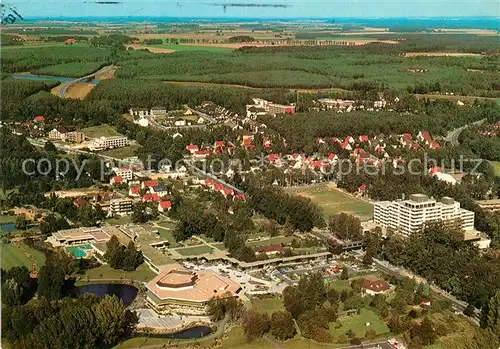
[149,43,234,53]
[293,185,373,221]
[65,82,96,99]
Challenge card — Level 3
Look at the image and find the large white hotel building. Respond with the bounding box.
[374,194,475,236]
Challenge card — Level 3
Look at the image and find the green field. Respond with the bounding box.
[490,161,500,177]
[149,43,234,53]
[247,236,296,247]
[99,144,141,159]
[81,124,120,138]
[329,308,390,339]
[175,245,214,256]
[0,215,17,224]
[155,228,181,248]
[1,243,32,270]
[21,242,46,268]
[32,61,106,78]
[78,264,156,282]
[294,186,373,221]
[251,297,285,314]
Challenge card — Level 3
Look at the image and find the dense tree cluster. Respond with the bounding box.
[247,185,325,232]
[328,213,362,241]
[365,223,500,310]
[2,294,138,349]
[460,125,500,162]
[103,236,144,272]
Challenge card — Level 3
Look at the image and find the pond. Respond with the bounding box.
[69,283,138,306]
[137,326,212,339]
[1,223,15,233]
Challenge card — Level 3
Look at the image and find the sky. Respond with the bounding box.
[4,0,499,19]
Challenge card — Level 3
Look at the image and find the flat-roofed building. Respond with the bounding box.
[476,199,500,212]
[374,194,475,236]
[46,226,120,247]
[145,264,241,315]
[89,136,129,150]
[109,198,133,216]
[113,167,134,181]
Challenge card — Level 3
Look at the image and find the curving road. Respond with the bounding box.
[58,65,114,98]
[445,118,487,146]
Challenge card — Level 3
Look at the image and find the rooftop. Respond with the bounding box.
[146,264,240,303]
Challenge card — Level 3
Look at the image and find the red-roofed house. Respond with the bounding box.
[110,176,124,185]
[359,135,370,143]
[193,150,212,158]
[328,153,338,162]
[158,200,172,212]
[73,196,88,208]
[420,297,431,307]
[213,183,224,191]
[316,137,325,144]
[263,137,272,149]
[374,144,385,153]
[341,141,352,151]
[222,188,234,198]
[359,184,368,193]
[429,167,442,175]
[142,180,159,189]
[345,135,355,144]
[418,130,433,144]
[203,179,215,188]
[233,193,246,201]
[34,115,45,122]
[267,153,280,163]
[65,38,77,45]
[186,144,199,154]
[429,141,441,149]
[361,279,391,295]
[214,141,225,148]
[253,244,286,256]
[331,137,340,143]
[129,186,141,197]
[353,148,366,157]
[143,193,160,202]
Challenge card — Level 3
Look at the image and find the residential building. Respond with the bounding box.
[45,226,121,247]
[129,108,150,118]
[65,131,85,143]
[89,136,129,150]
[150,185,169,197]
[317,98,355,110]
[158,201,172,213]
[476,199,500,212]
[114,167,134,181]
[145,264,241,315]
[150,106,167,117]
[267,103,296,115]
[48,127,84,143]
[48,126,68,140]
[362,279,391,295]
[109,198,133,216]
[374,194,475,236]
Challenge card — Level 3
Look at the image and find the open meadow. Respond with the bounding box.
[292,185,373,221]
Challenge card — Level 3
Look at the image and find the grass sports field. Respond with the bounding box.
[251,297,285,314]
[293,184,373,221]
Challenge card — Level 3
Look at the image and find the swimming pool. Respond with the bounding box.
[66,244,93,259]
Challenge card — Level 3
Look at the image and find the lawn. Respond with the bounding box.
[0,215,17,224]
[327,279,352,292]
[490,161,500,177]
[251,297,285,314]
[99,144,141,159]
[81,124,121,138]
[21,242,46,268]
[328,308,390,339]
[212,243,227,250]
[295,186,373,221]
[149,43,234,53]
[78,264,156,282]
[175,245,214,256]
[155,228,181,248]
[1,243,32,270]
[247,236,296,247]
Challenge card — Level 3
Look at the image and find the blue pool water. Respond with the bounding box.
[0,223,15,233]
[11,74,100,84]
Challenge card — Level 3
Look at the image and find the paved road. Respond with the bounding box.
[445,118,487,146]
[58,65,114,98]
[184,105,217,124]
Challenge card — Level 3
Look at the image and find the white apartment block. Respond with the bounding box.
[113,168,134,181]
[89,136,129,150]
[374,194,474,236]
[109,198,133,216]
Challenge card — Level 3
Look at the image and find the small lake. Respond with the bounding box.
[11,74,100,84]
[137,326,212,339]
[69,283,138,306]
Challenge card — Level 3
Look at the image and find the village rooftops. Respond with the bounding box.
[146,265,241,303]
[362,279,390,293]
